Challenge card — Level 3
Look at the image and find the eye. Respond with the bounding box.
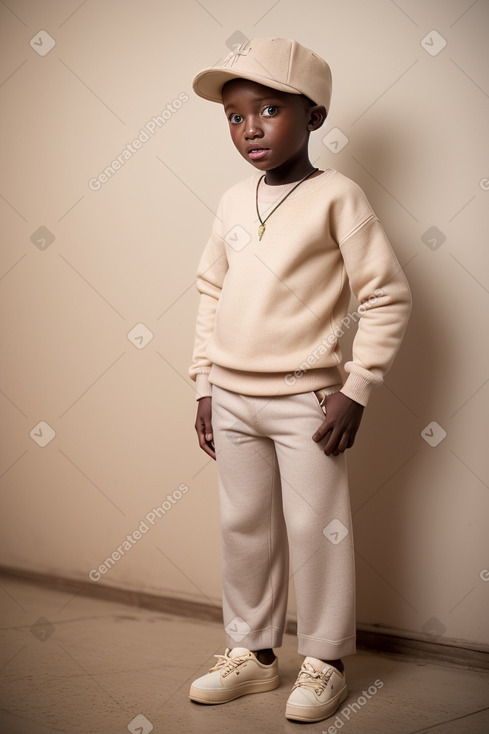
[262,105,278,117]
[229,113,244,124]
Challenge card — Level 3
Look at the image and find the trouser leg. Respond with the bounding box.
[271,391,356,659]
[211,385,289,651]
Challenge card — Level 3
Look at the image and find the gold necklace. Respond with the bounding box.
[255,168,318,241]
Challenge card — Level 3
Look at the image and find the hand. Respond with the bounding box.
[312,392,364,456]
[194,396,216,460]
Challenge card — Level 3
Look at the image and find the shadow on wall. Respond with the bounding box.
[336,116,449,639]
[348,284,444,633]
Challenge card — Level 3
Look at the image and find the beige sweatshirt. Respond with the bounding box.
[189,169,411,406]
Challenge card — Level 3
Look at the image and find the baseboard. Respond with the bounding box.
[355,627,489,672]
[1,565,488,671]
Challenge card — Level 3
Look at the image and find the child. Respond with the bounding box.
[187,37,411,724]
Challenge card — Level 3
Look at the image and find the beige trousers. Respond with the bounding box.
[211,384,356,660]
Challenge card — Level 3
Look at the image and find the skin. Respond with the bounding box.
[194,79,364,668]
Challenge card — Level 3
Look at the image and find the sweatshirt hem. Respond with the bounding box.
[208,364,343,397]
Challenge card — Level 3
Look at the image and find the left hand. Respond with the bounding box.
[312,392,364,456]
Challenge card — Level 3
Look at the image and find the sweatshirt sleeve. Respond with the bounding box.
[333,185,412,406]
[188,207,228,400]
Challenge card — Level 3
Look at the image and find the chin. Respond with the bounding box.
[246,160,268,172]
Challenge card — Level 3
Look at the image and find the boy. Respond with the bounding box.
[188,38,411,723]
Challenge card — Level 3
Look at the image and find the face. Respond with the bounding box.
[221,79,325,177]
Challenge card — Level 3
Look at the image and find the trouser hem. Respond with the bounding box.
[225,627,284,652]
[297,634,356,660]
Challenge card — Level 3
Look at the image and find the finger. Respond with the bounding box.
[204,424,215,453]
[198,417,216,458]
[203,443,217,460]
[203,413,213,443]
[347,430,357,449]
[196,418,208,446]
[198,431,216,459]
[324,427,343,456]
[334,431,350,455]
[312,419,332,442]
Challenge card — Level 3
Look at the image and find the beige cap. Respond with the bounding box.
[192,37,332,113]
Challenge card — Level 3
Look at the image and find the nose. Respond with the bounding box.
[244,116,262,140]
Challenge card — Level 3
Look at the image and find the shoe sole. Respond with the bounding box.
[285,685,348,722]
[189,674,281,704]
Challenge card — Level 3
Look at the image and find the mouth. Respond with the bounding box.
[248,148,270,161]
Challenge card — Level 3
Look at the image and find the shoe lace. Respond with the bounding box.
[293,662,333,695]
[208,648,248,675]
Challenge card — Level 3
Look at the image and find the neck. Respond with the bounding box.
[263,160,319,186]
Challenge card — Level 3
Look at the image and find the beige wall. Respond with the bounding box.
[1,0,488,650]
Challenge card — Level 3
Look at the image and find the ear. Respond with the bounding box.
[307,105,327,131]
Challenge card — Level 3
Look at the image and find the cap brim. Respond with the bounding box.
[192,67,303,104]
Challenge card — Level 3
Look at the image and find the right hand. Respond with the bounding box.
[194,396,216,460]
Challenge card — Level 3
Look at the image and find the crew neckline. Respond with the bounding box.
[256,169,335,203]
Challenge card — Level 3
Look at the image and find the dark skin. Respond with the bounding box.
[194,78,363,672]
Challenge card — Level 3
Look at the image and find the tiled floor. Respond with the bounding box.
[0,575,488,733]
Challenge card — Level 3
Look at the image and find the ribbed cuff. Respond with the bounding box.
[340,371,381,407]
[195,372,212,400]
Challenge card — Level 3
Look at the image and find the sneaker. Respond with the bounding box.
[285,657,348,722]
[189,647,280,704]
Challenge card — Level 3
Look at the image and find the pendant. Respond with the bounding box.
[258,223,265,241]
